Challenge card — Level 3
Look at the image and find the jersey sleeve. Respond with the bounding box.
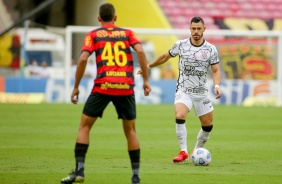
[169,40,181,57]
[210,45,219,65]
[81,32,95,54]
[128,30,141,46]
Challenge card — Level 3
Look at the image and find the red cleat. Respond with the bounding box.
[173,151,189,163]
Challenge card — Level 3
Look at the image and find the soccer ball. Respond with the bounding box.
[191,148,212,166]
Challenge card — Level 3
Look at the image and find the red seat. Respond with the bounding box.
[157,0,282,29]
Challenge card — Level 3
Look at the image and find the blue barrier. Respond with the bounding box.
[4,77,277,105]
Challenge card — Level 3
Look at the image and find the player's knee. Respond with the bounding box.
[202,125,213,132]
[175,113,186,120]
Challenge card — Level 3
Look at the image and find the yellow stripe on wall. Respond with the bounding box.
[107,0,179,75]
[107,0,171,28]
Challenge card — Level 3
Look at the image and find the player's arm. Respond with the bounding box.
[133,43,151,96]
[71,51,90,104]
[211,63,221,99]
[147,51,172,68]
[137,51,172,76]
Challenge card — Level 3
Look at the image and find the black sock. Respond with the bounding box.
[74,143,89,170]
[128,149,140,176]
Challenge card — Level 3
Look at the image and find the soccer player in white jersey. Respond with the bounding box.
[138,16,221,163]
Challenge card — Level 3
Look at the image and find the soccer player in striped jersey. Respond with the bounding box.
[61,3,151,184]
[138,16,221,163]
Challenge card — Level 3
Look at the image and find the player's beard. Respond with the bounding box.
[192,33,203,41]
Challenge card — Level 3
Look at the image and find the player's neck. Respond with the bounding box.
[191,38,204,46]
[101,22,115,26]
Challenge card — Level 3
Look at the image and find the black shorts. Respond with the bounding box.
[83,92,136,120]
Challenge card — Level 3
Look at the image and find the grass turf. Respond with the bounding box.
[0,104,282,184]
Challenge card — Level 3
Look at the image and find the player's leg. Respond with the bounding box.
[61,115,97,184]
[173,91,192,163]
[113,94,140,184]
[61,93,109,184]
[122,119,139,150]
[193,98,214,150]
[123,119,140,184]
[75,114,97,169]
[195,111,213,149]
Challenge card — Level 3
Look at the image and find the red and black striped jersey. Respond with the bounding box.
[81,24,141,96]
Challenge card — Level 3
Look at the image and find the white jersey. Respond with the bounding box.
[169,38,219,98]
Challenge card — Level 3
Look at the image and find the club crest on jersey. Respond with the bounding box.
[84,36,92,47]
[201,50,209,60]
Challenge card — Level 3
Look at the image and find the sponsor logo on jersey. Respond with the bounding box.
[96,30,126,38]
[101,82,130,90]
[186,87,207,94]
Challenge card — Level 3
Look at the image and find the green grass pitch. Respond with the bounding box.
[0,103,282,184]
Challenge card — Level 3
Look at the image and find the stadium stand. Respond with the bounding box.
[158,0,282,29]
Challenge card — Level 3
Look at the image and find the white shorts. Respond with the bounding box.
[174,91,214,117]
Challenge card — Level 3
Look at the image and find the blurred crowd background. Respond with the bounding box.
[0,0,281,105]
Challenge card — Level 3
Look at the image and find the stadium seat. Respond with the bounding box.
[157,0,282,29]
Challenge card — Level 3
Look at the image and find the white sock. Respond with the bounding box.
[194,128,210,150]
[176,123,187,153]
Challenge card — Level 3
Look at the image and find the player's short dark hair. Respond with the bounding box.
[99,3,115,22]
[191,16,205,25]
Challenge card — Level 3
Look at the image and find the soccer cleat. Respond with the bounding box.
[61,168,84,184]
[131,174,140,184]
[173,151,189,163]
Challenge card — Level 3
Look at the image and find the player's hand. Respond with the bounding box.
[137,69,143,76]
[143,81,151,96]
[214,86,221,99]
[71,88,79,104]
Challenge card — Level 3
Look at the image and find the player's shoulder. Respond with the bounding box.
[87,26,132,36]
[90,25,129,31]
[176,38,190,45]
[117,27,136,35]
[86,28,100,36]
[204,40,216,47]
[108,25,133,33]
[203,40,218,50]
